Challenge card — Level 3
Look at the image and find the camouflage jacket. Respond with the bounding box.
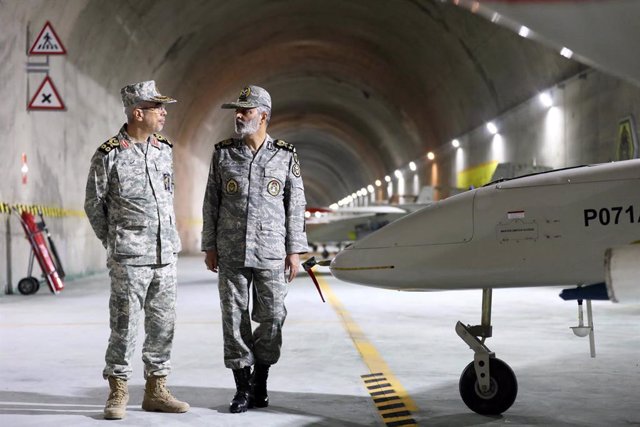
[201,134,308,269]
[84,124,181,265]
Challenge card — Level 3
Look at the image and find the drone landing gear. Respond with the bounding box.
[456,288,517,415]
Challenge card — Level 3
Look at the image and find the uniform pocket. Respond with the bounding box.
[115,160,147,198]
[264,168,285,197]
[220,161,248,197]
[114,223,149,256]
[256,222,286,260]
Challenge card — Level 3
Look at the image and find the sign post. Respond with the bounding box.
[26,21,66,111]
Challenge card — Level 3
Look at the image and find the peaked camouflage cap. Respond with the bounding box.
[120,80,177,107]
[221,85,271,110]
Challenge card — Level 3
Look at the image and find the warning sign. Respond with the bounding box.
[29,21,66,55]
[28,76,65,110]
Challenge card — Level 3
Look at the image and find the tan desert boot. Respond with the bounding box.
[104,376,129,420]
[141,376,190,413]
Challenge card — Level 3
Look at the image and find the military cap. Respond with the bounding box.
[221,85,271,110]
[120,80,177,107]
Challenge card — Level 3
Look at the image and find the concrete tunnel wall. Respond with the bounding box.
[1,0,638,292]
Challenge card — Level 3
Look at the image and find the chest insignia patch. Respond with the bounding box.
[226,178,238,194]
[267,179,281,196]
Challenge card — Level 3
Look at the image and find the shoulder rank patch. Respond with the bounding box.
[97,137,120,154]
[274,139,295,153]
[215,139,235,150]
[292,162,301,177]
[153,133,173,147]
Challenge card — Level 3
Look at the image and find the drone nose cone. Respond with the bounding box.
[329,246,362,283]
[329,245,396,287]
[329,246,350,279]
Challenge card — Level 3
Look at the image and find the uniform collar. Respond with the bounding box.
[117,124,161,150]
[265,134,275,151]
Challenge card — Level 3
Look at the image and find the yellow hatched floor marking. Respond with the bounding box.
[317,274,419,426]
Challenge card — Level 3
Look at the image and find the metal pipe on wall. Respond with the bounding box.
[5,215,12,294]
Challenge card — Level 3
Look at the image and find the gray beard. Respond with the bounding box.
[235,116,260,137]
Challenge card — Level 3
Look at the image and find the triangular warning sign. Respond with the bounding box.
[28,76,65,110]
[29,21,66,55]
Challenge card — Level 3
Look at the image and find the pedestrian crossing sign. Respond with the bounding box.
[29,21,66,55]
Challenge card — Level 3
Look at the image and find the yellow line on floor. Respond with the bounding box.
[317,274,418,412]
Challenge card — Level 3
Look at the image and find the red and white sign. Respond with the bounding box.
[29,21,66,55]
[28,76,65,110]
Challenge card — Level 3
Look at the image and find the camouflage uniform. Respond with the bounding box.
[202,135,308,369]
[85,123,181,380]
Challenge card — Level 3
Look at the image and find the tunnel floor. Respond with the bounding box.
[1,256,638,426]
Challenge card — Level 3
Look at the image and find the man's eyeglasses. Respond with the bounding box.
[138,104,166,113]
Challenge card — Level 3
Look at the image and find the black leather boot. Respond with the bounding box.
[229,367,251,413]
[250,363,270,408]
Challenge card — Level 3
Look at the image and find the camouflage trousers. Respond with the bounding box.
[218,265,288,370]
[103,260,177,380]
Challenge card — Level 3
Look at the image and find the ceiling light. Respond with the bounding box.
[409,161,416,171]
[518,26,530,38]
[539,92,553,108]
[451,139,460,148]
[486,122,498,135]
[427,152,435,160]
[560,47,573,59]
[384,175,391,183]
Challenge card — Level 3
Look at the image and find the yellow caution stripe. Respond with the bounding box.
[317,275,418,426]
[362,372,418,426]
[331,265,395,271]
[0,201,85,218]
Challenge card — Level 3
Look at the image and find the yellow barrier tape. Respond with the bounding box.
[1,203,206,224]
[0,202,86,218]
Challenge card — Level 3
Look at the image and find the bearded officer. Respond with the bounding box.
[84,80,189,420]
[202,85,308,413]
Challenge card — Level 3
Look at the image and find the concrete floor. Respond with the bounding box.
[1,255,638,426]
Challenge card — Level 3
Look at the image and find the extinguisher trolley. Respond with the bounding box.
[13,208,65,295]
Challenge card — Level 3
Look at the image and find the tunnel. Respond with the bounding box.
[3,2,640,425]
[3,0,640,279]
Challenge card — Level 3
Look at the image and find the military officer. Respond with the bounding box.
[84,80,189,420]
[202,85,308,413]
